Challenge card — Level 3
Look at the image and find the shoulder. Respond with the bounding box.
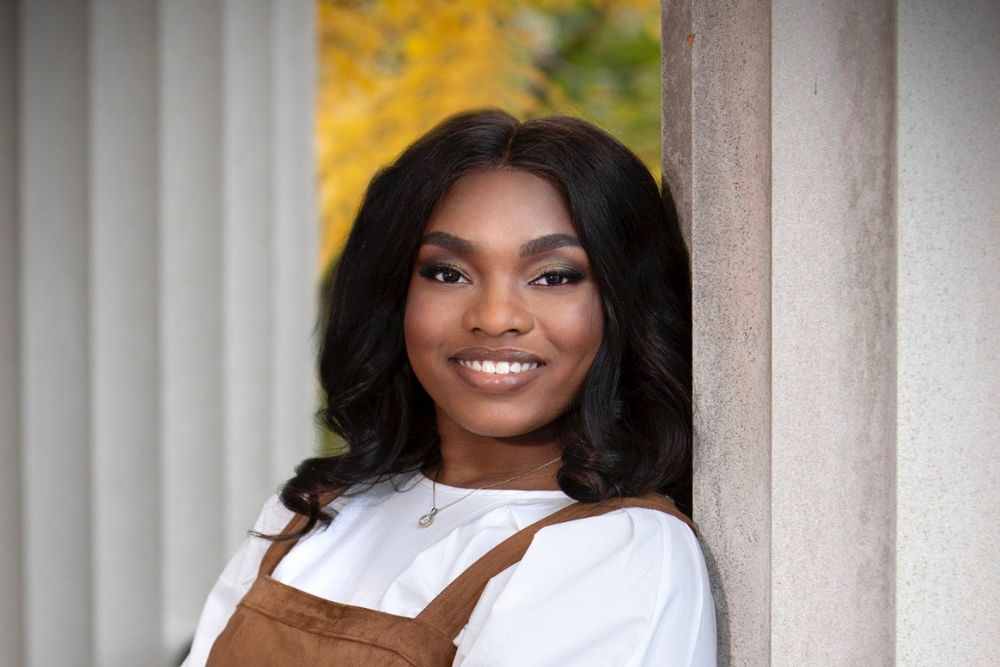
[529,504,706,587]
[456,505,716,665]
[252,493,298,535]
[222,494,296,589]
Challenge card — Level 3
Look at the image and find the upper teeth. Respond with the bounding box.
[457,360,540,374]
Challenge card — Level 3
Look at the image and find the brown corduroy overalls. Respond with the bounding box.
[206,490,694,666]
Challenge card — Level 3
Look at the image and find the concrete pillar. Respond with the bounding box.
[270,0,318,496]
[222,0,276,557]
[896,1,1000,663]
[663,2,772,664]
[664,1,999,664]
[0,1,22,664]
[161,0,318,653]
[218,0,317,555]
[160,0,226,652]
[771,3,897,663]
[3,1,317,663]
[91,1,161,664]
[20,1,93,664]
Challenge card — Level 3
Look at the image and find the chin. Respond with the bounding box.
[458,422,533,439]
[449,412,559,440]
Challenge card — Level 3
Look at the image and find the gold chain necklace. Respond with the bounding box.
[417,456,562,528]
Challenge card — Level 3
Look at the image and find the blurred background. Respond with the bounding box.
[315,0,661,274]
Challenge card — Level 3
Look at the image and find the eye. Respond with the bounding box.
[418,263,470,284]
[530,269,585,287]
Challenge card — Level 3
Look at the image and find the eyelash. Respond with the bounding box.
[417,264,466,284]
[417,263,584,287]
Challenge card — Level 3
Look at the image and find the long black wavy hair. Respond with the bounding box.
[279,109,692,537]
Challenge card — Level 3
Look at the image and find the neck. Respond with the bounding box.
[426,416,563,490]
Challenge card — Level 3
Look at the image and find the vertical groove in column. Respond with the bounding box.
[0,0,23,663]
[661,0,692,242]
[20,1,93,664]
[270,0,318,488]
[771,1,896,663]
[663,1,773,664]
[90,1,161,664]
[221,0,274,556]
[160,0,225,654]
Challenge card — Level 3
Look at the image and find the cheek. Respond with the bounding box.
[544,289,604,363]
[403,284,452,364]
[402,287,430,359]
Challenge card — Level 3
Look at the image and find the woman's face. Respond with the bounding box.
[404,169,604,440]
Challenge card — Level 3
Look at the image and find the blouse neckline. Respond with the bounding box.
[413,471,571,500]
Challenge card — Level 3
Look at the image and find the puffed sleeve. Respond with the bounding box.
[182,495,294,667]
[453,508,717,667]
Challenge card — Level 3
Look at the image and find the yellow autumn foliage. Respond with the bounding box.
[316,0,659,273]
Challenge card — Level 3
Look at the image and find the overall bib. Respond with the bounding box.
[206,491,694,666]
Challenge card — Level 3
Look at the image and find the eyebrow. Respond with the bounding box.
[420,231,583,258]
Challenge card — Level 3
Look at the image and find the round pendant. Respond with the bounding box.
[418,508,438,528]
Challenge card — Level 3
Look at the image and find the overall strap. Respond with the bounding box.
[416,493,694,639]
[257,488,348,577]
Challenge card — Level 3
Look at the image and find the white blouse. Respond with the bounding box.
[184,473,717,666]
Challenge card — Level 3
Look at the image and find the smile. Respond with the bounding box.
[449,358,545,393]
[455,359,540,375]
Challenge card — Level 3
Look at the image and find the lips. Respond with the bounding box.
[448,347,546,394]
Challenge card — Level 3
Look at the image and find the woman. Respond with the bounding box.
[184,110,716,665]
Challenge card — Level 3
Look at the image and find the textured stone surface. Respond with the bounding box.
[664,2,772,665]
[896,2,1000,663]
[668,1,998,664]
[771,1,897,664]
[660,0,692,239]
[0,3,22,664]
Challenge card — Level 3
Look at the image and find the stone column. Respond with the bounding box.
[0,1,22,664]
[664,1,1000,664]
[896,1,1000,663]
[160,0,226,653]
[662,1,772,664]
[19,1,93,664]
[2,1,317,663]
[222,0,276,555]
[91,0,162,663]
[770,3,897,663]
[161,0,318,655]
[270,0,319,502]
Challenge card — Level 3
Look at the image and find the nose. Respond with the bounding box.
[462,280,533,337]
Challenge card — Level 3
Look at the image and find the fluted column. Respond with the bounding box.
[896,1,1000,663]
[664,1,1000,664]
[0,1,22,664]
[770,3,897,662]
[19,1,93,664]
[270,0,319,504]
[91,0,162,664]
[2,1,317,664]
[222,0,278,555]
[662,1,772,664]
[159,1,226,653]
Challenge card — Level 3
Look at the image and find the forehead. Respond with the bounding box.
[424,169,576,241]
